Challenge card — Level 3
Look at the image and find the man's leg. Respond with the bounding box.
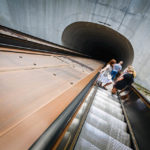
[112,71,117,80]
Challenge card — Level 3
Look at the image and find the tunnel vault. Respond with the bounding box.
[62,22,134,68]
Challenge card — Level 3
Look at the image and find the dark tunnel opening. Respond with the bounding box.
[62,22,134,68]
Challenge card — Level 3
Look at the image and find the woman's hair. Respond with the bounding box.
[108,59,116,67]
[127,66,136,77]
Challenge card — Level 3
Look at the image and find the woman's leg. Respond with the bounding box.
[103,82,112,89]
[99,82,102,87]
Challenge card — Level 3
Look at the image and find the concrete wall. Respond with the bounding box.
[0,0,150,89]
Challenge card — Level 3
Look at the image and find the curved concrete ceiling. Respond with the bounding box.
[62,22,134,67]
[0,0,150,89]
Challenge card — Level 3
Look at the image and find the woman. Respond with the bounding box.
[111,66,135,95]
[97,59,116,90]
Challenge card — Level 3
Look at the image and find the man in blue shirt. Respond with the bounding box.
[111,61,123,80]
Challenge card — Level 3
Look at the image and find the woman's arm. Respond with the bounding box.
[115,76,124,82]
[100,64,109,73]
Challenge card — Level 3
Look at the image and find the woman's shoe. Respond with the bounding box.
[102,86,107,90]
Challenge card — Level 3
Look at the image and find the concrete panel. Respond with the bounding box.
[0,0,150,89]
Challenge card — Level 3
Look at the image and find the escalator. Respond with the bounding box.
[1,27,150,150]
[57,86,134,150]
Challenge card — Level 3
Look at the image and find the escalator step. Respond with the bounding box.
[97,88,119,102]
[95,93,120,106]
[93,97,122,113]
[77,122,132,150]
[95,93,121,107]
[90,106,127,131]
[92,99,124,121]
[74,137,101,150]
[86,113,130,146]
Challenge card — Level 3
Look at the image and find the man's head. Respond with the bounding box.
[119,61,123,65]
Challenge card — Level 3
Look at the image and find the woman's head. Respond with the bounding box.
[127,66,136,77]
[108,59,116,67]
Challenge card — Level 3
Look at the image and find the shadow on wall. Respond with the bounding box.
[61,21,134,68]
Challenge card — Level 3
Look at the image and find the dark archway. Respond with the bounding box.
[62,22,134,68]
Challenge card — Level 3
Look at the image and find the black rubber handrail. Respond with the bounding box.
[0,24,89,55]
[0,28,89,57]
[0,43,60,54]
[0,41,87,57]
[29,73,99,150]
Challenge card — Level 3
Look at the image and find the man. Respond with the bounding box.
[111,61,123,80]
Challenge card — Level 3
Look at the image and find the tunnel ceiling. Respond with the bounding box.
[62,22,134,67]
[1,0,150,89]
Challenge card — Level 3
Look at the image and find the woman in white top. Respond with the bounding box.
[97,59,116,90]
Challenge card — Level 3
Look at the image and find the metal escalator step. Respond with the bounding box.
[74,137,101,150]
[95,94,121,107]
[96,91,113,99]
[93,98,122,113]
[97,88,112,95]
[97,90,119,102]
[86,113,131,146]
[96,87,112,94]
[96,89,112,96]
[93,97,122,113]
[90,106,127,131]
[92,99,124,121]
[78,122,132,150]
[96,90,120,100]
